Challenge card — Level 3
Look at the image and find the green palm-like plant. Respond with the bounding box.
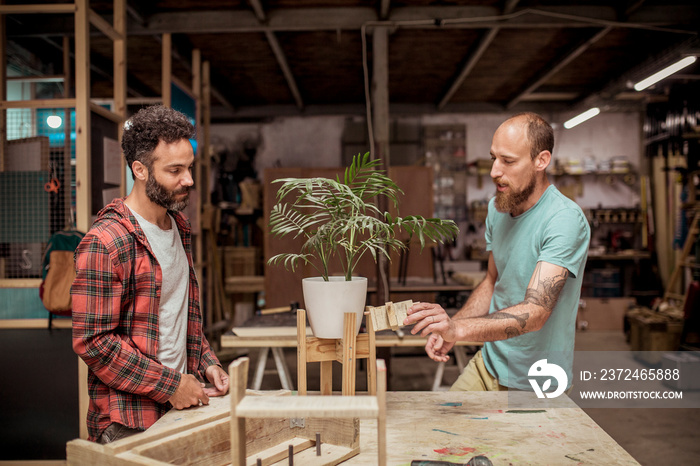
[268,152,459,281]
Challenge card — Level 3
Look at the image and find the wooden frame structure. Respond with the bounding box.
[231,356,386,466]
[65,357,387,466]
[297,309,377,396]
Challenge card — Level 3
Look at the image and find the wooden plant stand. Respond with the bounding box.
[297,309,378,396]
[231,357,387,466]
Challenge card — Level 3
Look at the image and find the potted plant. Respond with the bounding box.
[267,153,458,338]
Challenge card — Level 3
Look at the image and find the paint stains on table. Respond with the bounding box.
[434,446,477,456]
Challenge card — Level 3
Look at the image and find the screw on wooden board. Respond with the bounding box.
[288,444,294,465]
[256,459,262,466]
[316,432,321,456]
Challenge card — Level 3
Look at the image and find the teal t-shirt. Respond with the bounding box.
[482,185,590,389]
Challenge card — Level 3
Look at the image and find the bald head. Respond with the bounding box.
[501,112,554,160]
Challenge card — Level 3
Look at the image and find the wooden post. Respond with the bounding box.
[377,359,387,466]
[74,0,90,439]
[161,33,171,107]
[341,312,357,396]
[0,4,6,171]
[230,357,249,466]
[319,360,333,395]
[371,26,391,307]
[297,310,307,395]
[367,312,377,396]
[62,36,72,226]
[113,0,127,197]
[74,0,91,234]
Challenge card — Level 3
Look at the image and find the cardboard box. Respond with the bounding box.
[577,297,635,331]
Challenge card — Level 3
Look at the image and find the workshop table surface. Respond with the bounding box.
[148,391,639,465]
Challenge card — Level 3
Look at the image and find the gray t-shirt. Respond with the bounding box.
[130,208,189,374]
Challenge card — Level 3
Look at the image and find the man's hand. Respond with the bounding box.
[425,334,455,362]
[404,302,459,340]
[204,365,229,397]
[168,373,208,410]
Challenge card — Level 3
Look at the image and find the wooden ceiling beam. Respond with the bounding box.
[505,26,613,109]
[437,0,521,110]
[7,5,697,37]
[247,0,304,110]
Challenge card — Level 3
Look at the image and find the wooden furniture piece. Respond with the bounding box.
[297,310,377,396]
[66,390,640,465]
[221,325,482,391]
[230,357,387,466]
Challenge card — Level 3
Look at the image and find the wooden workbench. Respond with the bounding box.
[68,391,639,465]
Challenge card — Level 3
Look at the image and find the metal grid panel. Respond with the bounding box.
[1,107,75,279]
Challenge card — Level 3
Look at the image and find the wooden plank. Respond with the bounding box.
[341,313,356,396]
[0,318,71,329]
[367,315,377,396]
[376,359,386,466]
[236,396,379,419]
[0,98,75,109]
[161,33,171,107]
[113,0,127,198]
[0,4,76,14]
[230,357,249,466]
[297,310,307,395]
[320,360,333,395]
[89,102,122,123]
[74,0,91,234]
[0,278,42,288]
[88,8,123,41]
[305,337,339,362]
[131,417,230,465]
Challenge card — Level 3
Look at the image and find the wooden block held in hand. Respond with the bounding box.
[366,300,413,331]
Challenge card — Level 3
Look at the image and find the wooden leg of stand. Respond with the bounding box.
[297,310,307,395]
[342,313,356,396]
[230,357,249,466]
[320,360,333,395]
[377,359,387,466]
[367,313,377,396]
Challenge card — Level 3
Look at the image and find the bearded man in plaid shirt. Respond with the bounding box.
[71,105,229,443]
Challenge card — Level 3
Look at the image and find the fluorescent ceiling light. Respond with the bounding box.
[634,56,697,91]
[563,107,600,129]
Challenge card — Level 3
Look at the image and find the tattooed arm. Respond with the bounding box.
[407,261,569,343]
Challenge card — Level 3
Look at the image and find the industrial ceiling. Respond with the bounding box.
[6,0,700,122]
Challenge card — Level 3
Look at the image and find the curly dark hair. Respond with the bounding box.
[121,105,195,177]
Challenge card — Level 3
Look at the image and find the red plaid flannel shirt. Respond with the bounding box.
[71,198,220,441]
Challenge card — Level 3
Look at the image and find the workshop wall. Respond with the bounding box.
[210,111,642,210]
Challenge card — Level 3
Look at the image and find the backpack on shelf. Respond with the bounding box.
[39,230,85,329]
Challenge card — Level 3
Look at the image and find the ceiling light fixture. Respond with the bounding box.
[634,56,697,91]
[46,115,62,129]
[563,107,600,129]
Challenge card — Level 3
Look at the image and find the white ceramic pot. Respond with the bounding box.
[301,276,368,339]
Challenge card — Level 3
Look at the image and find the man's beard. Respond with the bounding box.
[494,173,536,214]
[146,173,189,212]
